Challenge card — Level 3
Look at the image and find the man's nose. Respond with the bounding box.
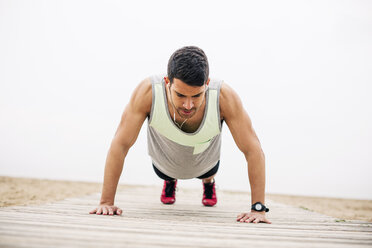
[183,98,194,110]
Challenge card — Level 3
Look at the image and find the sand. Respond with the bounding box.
[266,193,372,222]
[1,176,371,222]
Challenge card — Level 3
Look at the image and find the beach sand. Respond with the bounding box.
[1,176,371,222]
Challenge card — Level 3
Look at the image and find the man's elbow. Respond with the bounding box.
[244,148,265,162]
[109,139,131,157]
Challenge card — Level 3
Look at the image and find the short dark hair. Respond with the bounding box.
[167,46,209,87]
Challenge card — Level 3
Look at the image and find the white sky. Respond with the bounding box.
[0,0,371,199]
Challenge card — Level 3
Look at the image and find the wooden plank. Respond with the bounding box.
[0,185,371,248]
[1,221,372,244]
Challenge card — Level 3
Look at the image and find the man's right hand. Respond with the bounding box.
[89,205,122,215]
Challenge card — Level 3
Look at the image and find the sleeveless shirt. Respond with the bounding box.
[147,74,223,179]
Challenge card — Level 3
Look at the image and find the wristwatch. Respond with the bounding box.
[251,202,269,212]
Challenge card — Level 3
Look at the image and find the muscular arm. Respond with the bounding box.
[220,82,270,223]
[90,78,152,215]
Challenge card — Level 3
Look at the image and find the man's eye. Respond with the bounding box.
[177,94,184,97]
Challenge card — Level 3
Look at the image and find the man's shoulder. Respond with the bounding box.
[219,82,243,120]
[134,74,165,100]
[219,81,236,106]
[129,77,153,115]
[133,77,152,98]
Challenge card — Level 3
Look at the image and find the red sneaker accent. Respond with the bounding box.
[202,180,217,206]
[161,180,177,204]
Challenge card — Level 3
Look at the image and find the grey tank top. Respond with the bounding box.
[147,74,223,179]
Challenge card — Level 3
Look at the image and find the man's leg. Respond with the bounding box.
[197,161,220,206]
[152,164,177,204]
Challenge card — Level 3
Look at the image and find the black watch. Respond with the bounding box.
[251,202,269,212]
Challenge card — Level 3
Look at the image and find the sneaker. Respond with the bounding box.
[161,180,177,204]
[202,179,217,206]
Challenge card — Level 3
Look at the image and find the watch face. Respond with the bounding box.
[255,204,262,211]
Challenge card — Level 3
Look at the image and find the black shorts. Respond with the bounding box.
[152,160,220,181]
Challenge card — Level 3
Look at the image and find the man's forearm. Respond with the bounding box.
[100,145,128,205]
[245,151,266,205]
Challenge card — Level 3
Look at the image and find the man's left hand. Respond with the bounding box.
[236,211,272,224]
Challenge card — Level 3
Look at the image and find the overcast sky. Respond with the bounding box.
[0,0,371,200]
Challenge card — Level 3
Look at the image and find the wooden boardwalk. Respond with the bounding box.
[0,185,371,248]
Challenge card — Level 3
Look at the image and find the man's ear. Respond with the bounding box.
[164,77,170,85]
[206,78,210,88]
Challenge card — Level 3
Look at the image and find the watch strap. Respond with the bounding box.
[251,202,269,212]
